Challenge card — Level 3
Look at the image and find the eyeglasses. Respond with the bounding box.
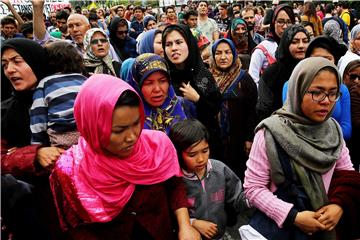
[349,74,360,81]
[117,30,128,35]
[276,19,293,26]
[306,90,341,102]
[90,38,108,45]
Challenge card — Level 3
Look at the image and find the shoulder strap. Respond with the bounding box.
[254,44,277,65]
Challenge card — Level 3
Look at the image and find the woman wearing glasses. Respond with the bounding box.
[248,4,295,87]
[283,36,352,141]
[83,28,121,77]
[257,24,310,123]
[243,57,354,239]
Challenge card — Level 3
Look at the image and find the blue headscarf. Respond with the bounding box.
[120,58,135,83]
[138,29,157,54]
[212,38,238,68]
[130,53,187,134]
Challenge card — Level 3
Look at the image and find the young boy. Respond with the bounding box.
[169,119,248,239]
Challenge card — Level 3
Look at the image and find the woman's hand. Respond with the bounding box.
[192,219,218,239]
[294,210,326,235]
[316,204,343,231]
[178,223,201,240]
[244,141,252,156]
[180,82,200,103]
[36,147,65,170]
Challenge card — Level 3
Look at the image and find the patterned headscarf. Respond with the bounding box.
[83,28,116,76]
[130,53,186,133]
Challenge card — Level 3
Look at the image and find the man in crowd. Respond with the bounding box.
[215,3,231,37]
[241,7,264,44]
[183,10,198,29]
[1,16,18,40]
[129,6,145,39]
[197,1,219,44]
[165,6,178,25]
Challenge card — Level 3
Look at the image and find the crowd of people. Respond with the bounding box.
[1,0,360,239]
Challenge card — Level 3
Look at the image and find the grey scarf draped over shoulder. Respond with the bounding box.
[256,58,343,240]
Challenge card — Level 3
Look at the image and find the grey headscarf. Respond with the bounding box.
[350,24,360,40]
[256,57,343,222]
[324,20,343,44]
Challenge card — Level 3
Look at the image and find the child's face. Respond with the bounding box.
[182,139,209,177]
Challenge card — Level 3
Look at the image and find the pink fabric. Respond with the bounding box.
[243,128,354,228]
[50,74,182,229]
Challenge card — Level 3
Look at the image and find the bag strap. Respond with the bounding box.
[275,141,294,183]
[254,44,277,65]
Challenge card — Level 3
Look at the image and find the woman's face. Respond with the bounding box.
[310,47,335,63]
[153,33,164,58]
[146,20,157,30]
[344,65,360,88]
[275,10,292,38]
[141,71,169,107]
[1,48,37,91]
[301,70,338,123]
[105,105,142,159]
[165,30,189,68]
[288,32,309,60]
[352,32,360,53]
[214,42,233,70]
[90,32,110,58]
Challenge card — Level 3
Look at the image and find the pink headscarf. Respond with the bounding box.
[50,74,182,230]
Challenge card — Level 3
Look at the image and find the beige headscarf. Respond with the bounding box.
[256,57,343,240]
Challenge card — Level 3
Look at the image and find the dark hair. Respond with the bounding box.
[56,10,69,20]
[325,3,335,14]
[20,21,33,37]
[343,59,360,79]
[115,90,140,108]
[198,1,208,7]
[169,119,209,169]
[117,18,128,28]
[303,2,317,19]
[305,36,347,64]
[45,41,84,74]
[1,16,16,26]
[133,6,144,13]
[184,10,198,20]
[165,6,175,14]
[219,3,228,9]
[301,21,314,31]
[88,12,98,21]
[339,2,349,9]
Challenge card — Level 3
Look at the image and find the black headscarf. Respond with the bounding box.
[162,24,202,75]
[259,25,310,122]
[276,24,310,63]
[109,17,130,61]
[305,35,348,65]
[268,4,295,44]
[1,38,49,147]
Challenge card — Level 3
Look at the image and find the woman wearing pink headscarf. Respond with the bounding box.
[50,74,200,240]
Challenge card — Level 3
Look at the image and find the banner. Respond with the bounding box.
[0,0,70,17]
